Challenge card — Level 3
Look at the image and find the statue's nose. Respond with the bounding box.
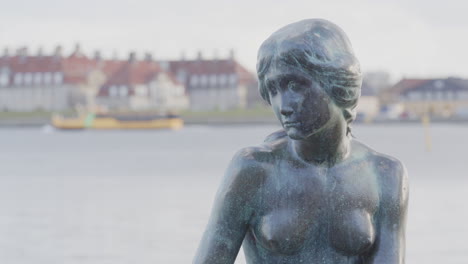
[280,106,293,116]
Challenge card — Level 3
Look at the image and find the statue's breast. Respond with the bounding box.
[250,164,326,256]
[252,207,377,257]
[328,162,380,256]
[252,208,316,255]
[249,157,380,258]
[329,208,376,255]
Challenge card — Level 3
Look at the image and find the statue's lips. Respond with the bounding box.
[283,121,301,128]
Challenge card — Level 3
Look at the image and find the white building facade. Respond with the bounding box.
[0,63,71,111]
[97,59,188,112]
[167,57,258,111]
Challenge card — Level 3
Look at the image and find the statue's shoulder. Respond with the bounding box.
[226,145,272,190]
[264,129,288,143]
[352,139,408,205]
[352,139,407,178]
[230,129,287,169]
[262,129,289,153]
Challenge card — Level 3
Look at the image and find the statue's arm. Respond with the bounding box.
[367,158,409,264]
[193,147,266,264]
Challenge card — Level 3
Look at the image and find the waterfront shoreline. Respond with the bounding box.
[2,117,468,127]
[2,108,468,127]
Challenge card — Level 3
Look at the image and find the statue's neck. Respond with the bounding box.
[292,121,350,167]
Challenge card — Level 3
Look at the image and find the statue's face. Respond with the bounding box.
[264,61,341,140]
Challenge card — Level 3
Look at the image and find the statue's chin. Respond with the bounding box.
[285,128,307,140]
[286,125,326,140]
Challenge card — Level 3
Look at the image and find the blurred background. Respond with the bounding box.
[0,0,467,263]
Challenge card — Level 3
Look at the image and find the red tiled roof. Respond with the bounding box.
[0,53,132,86]
[395,77,468,94]
[62,54,98,84]
[98,60,181,97]
[104,61,162,86]
[8,55,62,73]
[0,56,9,68]
[1,51,184,98]
[168,59,256,85]
[2,54,98,85]
[390,78,431,94]
[100,60,126,76]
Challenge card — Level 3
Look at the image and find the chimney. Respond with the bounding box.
[3,47,9,58]
[15,47,28,63]
[128,52,136,62]
[94,50,102,61]
[112,50,118,61]
[196,50,203,60]
[180,51,186,61]
[213,49,219,60]
[37,46,44,57]
[16,47,28,57]
[54,45,63,58]
[73,43,83,56]
[229,49,235,60]
[144,52,153,62]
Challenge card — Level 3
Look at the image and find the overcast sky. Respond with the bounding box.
[1,0,468,80]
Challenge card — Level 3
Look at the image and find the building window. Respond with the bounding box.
[14,73,23,86]
[190,75,199,87]
[24,73,33,86]
[119,86,128,97]
[446,91,454,101]
[200,75,208,87]
[229,74,237,86]
[109,86,118,97]
[44,72,52,84]
[34,73,42,85]
[176,70,186,83]
[0,74,9,86]
[54,72,63,85]
[219,74,227,86]
[459,91,468,100]
[425,91,432,101]
[434,80,444,89]
[408,92,422,101]
[210,75,217,86]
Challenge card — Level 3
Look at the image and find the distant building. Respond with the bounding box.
[356,79,379,122]
[0,45,113,112]
[61,45,108,111]
[165,51,259,110]
[97,53,188,112]
[384,78,468,118]
[0,46,258,112]
[0,47,71,111]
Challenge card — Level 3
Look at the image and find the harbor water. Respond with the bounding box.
[0,124,467,263]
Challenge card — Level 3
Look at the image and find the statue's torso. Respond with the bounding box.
[243,139,381,264]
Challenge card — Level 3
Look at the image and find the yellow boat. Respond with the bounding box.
[51,113,184,130]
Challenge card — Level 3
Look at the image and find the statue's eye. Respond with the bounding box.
[267,85,277,96]
[288,81,300,92]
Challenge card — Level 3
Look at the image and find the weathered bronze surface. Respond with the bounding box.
[194,19,408,264]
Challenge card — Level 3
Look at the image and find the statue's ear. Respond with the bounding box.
[331,87,359,108]
[342,108,355,123]
[342,109,356,137]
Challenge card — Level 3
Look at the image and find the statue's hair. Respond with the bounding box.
[257,19,362,134]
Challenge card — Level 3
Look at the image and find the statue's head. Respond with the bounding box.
[257,19,362,138]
